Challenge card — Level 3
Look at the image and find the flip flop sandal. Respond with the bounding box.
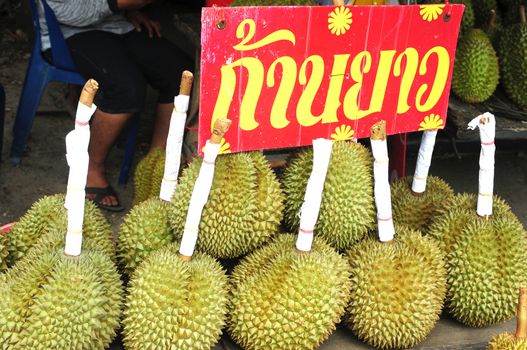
[85,186,124,212]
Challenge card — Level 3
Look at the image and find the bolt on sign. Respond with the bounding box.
[199,4,464,154]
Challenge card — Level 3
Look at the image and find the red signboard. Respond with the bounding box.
[199,4,464,153]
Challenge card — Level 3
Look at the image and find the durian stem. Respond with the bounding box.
[411,129,438,195]
[370,121,395,242]
[488,9,497,30]
[178,118,232,259]
[159,70,194,202]
[520,5,526,24]
[516,287,527,339]
[295,138,333,253]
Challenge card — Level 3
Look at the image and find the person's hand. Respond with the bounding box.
[126,11,162,38]
[117,0,154,10]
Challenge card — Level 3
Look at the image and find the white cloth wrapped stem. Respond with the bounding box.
[412,130,438,193]
[159,95,190,202]
[295,139,333,252]
[372,138,395,242]
[74,102,96,130]
[179,141,221,257]
[468,112,496,217]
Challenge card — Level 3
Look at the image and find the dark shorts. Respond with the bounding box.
[66,29,193,114]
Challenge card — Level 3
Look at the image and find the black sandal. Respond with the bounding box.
[85,186,124,212]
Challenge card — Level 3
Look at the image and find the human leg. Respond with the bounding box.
[67,30,147,209]
[123,30,194,148]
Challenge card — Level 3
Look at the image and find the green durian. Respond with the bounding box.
[170,151,284,259]
[488,333,527,349]
[0,245,123,349]
[345,228,446,349]
[0,233,7,271]
[391,176,455,232]
[133,147,165,205]
[229,234,352,350]
[498,6,527,109]
[6,194,114,266]
[230,0,316,6]
[123,243,228,350]
[117,198,173,275]
[428,194,527,327]
[282,141,375,251]
[452,29,499,103]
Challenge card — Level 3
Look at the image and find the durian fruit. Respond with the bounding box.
[6,193,114,266]
[428,114,527,327]
[133,147,165,205]
[170,151,284,259]
[229,234,352,350]
[0,78,123,350]
[487,287,527,350]
[123,118,231,349]
[282,141,375,251]
[498,5,527,109]
[428,194,527,327]
[452,28,499,103]
[0,245,123,349]
[118,71,194,275]
[344,121,446,349]
[122,243,229,350]
[117,198,172,275]
[0,233,8,271]
[229,139,352,350]
[345,228,446,349]
[230,0,316,5]
[392,176,454,231]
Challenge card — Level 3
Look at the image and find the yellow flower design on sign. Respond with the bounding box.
[218,138,232,154]
[201,138,232,154]
[331,124,354,141]
[419,114,444,131]
[419,5,445,22]
[328,6,352,36]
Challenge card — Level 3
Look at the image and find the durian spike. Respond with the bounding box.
[516,287,527,339]
[159,70,194,202]
[411,129,438,196]
[64,80,100,256]
[467,112,495,218]
[295,138,333,253]
[520,5,526,25]
[370,121,395,243]
[178,118,232,261]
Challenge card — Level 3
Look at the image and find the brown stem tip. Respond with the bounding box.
[179,70,194,96]
[520,5,526,25]
[210,118,232,145]
[370,120,387,141]
[79,79,99,107]
[516,286,527,339]
[178,253,192,262]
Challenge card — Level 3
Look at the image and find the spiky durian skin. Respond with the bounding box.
[452,29,499,103]
[391,176,455,232]
[6,194,114,265]
[0,233,8,271]
[230,0,316,5]
[488,333,527,350]
[170,152,284,259]
[282,141,375,251]
[345,228,446,349]
[0,247,123,350]
[123,243,228,350]
[133,147,165,205]
[429,194,527,327]
[117,198,173,275]
[498,21,527,109]
[228,234,352,350]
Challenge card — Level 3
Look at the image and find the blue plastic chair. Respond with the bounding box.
[10,0,138,184]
